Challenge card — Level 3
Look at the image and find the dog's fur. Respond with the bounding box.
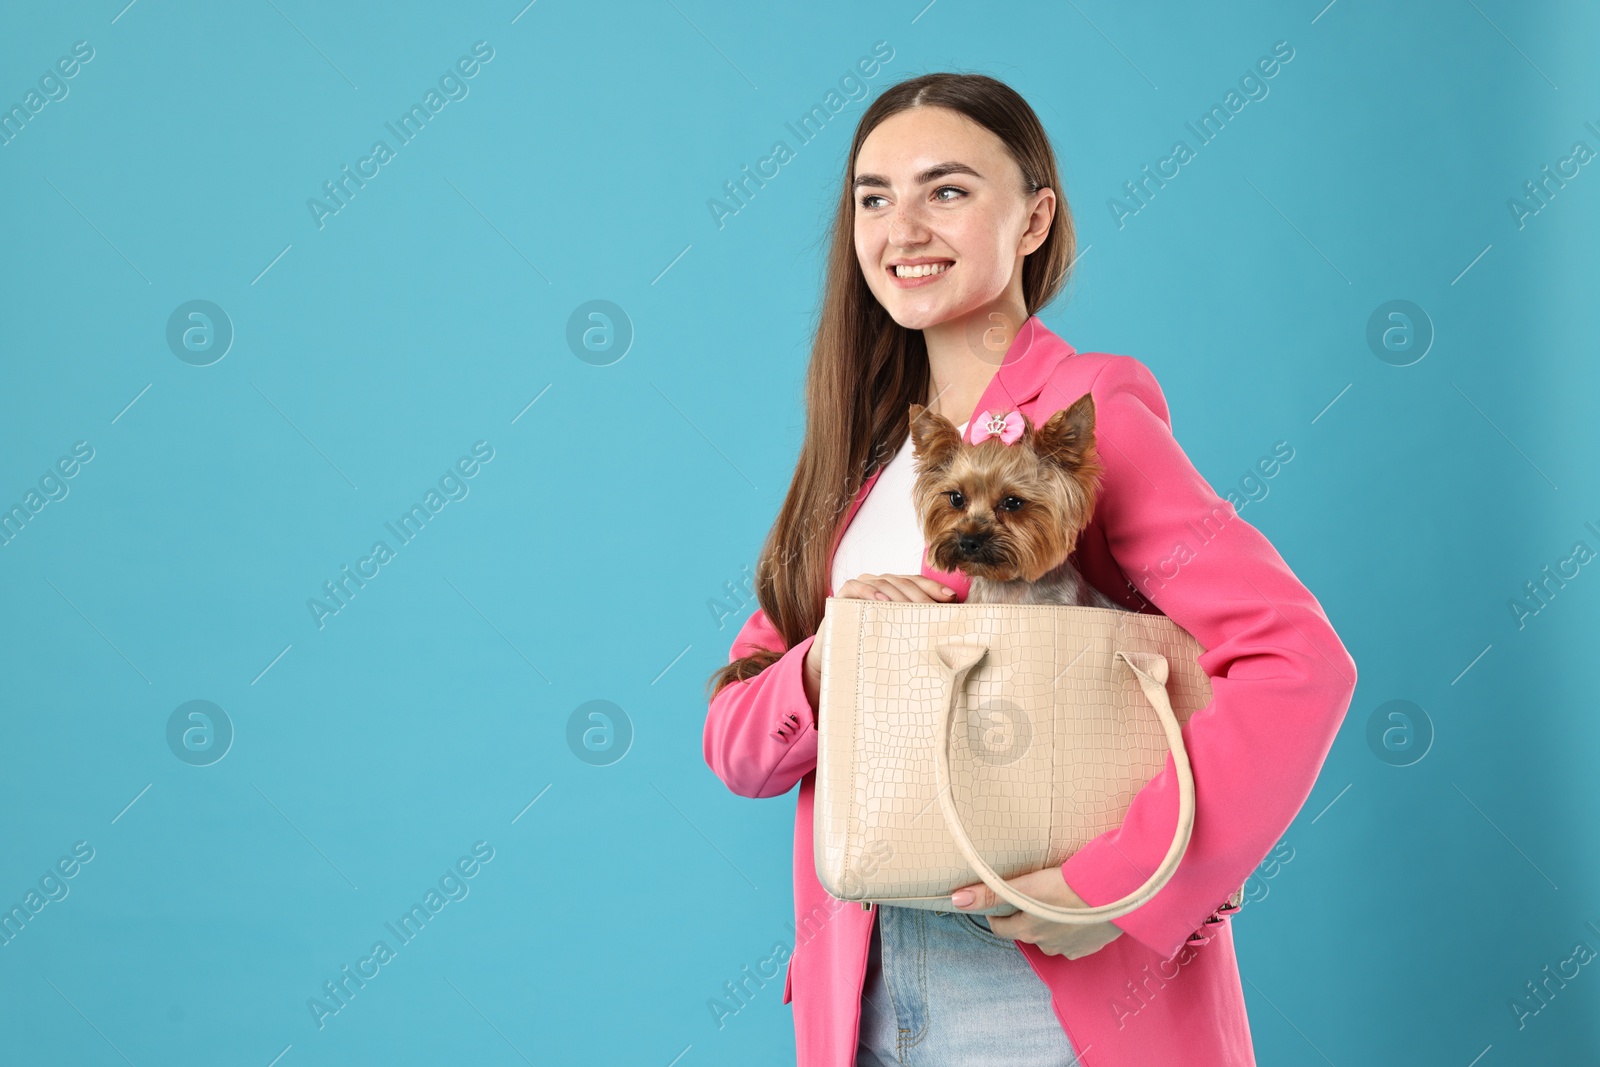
[908,393,1128,609]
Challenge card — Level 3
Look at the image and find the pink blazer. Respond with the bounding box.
[703,315,1357,1067]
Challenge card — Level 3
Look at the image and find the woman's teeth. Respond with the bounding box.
[893,262,952,278]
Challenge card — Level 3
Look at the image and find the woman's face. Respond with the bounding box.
[853,106,1052,334]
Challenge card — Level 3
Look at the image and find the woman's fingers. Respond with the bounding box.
[902,575,958,600]
[836,576,892,600]
[950,881,993,909]
[834,578,873,600]
[947,869,1125,958]
[870,575,930,601]
[843,574,957,602]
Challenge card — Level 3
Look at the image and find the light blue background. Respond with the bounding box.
[2,1,1597,1064]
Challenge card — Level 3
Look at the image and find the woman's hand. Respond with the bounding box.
[803,574,958,707]
[835,573,958,604]
[950,868,1125,960]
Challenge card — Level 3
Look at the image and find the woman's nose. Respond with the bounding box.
[889,206,929,245]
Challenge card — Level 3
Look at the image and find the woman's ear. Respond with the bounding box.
[1019,185,1056,256]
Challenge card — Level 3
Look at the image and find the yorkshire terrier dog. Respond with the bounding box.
[907,394,1129,609]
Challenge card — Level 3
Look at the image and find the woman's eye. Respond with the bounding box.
[859,186,965,210]
[1000,496,1024,512]
[946,491,965,509]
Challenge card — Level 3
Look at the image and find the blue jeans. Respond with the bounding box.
[855,904,1083,1067]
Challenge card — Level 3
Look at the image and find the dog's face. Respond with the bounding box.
[908,394,1104,583]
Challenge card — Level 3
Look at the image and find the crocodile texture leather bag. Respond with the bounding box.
[814,596,1218,924]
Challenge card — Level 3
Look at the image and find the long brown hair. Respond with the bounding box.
[706,72,1077,701]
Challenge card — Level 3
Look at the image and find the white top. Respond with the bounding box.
[831,421,967,593]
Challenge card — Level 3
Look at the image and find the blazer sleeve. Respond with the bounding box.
[1058,354,1358,961]
[702,607,820,799]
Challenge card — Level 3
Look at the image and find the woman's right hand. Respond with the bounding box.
[802,574,958,709]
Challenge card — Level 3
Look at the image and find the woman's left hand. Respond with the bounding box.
[950,868,1125,959]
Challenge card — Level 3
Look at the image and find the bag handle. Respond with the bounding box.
[930,641,1196,925]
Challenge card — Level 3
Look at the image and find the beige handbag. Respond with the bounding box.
[814,596,1214,924]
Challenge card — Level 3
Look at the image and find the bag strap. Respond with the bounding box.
[931,641,1196,925]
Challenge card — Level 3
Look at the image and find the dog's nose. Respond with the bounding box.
[957,532,987,554]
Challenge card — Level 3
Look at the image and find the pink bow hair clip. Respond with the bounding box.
[969,409,1024,446]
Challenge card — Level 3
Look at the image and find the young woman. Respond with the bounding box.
[703,72,1357,1067]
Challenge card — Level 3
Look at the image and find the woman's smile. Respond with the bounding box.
[888,259,955,287]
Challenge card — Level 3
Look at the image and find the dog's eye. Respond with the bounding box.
[999,496,1025,512]
[945,491,965,509]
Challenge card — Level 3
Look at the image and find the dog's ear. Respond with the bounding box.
[907,402,963,468]
[1034,393,1098,470]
